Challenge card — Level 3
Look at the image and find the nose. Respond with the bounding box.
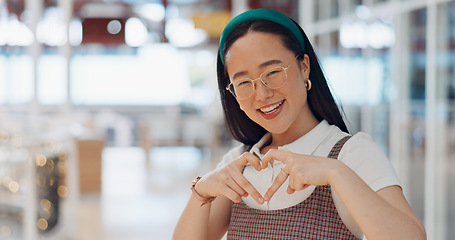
[254,80,273,101]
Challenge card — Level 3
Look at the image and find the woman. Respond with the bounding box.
[173,8,425,240]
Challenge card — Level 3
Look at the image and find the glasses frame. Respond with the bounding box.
[226,56,298,100]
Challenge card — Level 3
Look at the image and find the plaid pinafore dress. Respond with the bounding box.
[227,136,361,240]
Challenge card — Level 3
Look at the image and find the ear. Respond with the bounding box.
[299,54,311,78]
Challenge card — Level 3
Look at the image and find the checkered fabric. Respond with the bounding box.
[227,136,360,240]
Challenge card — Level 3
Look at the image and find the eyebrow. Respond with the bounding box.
[231,59,284,80]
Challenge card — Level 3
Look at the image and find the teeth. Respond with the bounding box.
[260,101,283,113]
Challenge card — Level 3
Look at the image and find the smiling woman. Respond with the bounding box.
[173,8,426,240]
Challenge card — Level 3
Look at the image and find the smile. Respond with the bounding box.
[259,100,285,114]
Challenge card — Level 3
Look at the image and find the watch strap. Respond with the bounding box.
[191,176,216,206]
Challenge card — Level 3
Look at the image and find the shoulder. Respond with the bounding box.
[339,132,400,191]
[340,132,387,166]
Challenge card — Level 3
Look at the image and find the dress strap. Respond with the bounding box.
[327,135,351,159]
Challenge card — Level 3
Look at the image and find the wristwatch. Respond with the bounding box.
[191,176,216,206]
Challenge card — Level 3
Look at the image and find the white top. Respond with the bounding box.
[217,120,400,238]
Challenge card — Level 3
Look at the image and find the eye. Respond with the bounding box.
[234,79,252,87]
[265,68,284,78]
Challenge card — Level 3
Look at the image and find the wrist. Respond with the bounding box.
[327,159,349,188]
[191,176,216,206]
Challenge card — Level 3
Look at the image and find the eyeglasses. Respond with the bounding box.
[226,56,297,100]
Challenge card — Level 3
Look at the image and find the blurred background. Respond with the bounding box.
[0,0,453,239]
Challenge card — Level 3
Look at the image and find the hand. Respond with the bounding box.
[260,149,339,201]
[197,152,265,205]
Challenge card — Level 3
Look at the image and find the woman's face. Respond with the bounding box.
[225,31,315,141]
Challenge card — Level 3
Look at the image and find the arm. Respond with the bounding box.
[329,163,426,240]
[261,150,426,240]
[173,194,231,240]
[173,152,264,240]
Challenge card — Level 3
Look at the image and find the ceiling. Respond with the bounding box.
[5,0,221,16]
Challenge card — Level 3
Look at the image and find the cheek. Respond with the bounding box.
[238,101,261,120]
[286,74,306,95]
[237,100,251,112]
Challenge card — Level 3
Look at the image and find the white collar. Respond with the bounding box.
[249,120,335,157]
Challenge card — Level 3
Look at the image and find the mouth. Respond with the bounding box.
[259,100,285,114]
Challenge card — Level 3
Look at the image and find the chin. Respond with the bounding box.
[263,124,290,135]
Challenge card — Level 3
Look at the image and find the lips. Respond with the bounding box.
[259,100,284,114]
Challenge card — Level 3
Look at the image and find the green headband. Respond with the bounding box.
[219,8,305,65]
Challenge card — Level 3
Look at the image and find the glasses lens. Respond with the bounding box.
[231,79,253,99]
[228,65,289,99]
[228,84,238,98]
[262,67,287,89]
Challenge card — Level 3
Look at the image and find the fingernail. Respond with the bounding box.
[258,197,264,204]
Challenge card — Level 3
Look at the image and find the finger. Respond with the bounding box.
[237,152,262,171]
[252,151,262,162]
[288,182,309,193]
[222,185,244,203]
[261,149,290,169]
[287,185,295,194]
[225,178,247,197]
[263,168,289,201]
[280,167,289,177]
[230,170,264,204]
[288,171,295,194]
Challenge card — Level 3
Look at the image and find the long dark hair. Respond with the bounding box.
[217,19,349,146]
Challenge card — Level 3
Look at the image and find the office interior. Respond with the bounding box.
[0,0,454,239]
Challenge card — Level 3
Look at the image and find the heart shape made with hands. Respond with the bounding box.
[243,152,316,210]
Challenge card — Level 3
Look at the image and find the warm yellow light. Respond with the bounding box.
[57,185,69,198]
[36,154,47,167]
[40,199,53,211]
[8,181,19,193]
[37,218,48,231]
